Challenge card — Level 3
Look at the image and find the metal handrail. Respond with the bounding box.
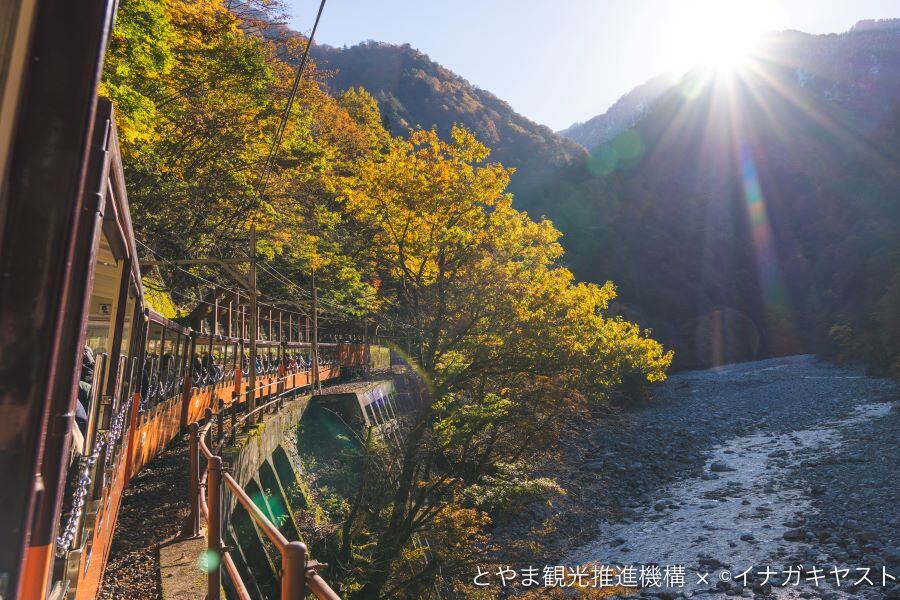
[224,469,287,549]
[189,395,340,600]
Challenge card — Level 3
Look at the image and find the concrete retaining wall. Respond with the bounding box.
[220,395,310,598]
[160,380,397,600]
[223,379,396,599]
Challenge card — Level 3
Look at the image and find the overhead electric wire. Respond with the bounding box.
[137,239,345,327]
[256,260,375,318]
[255,0,327,200]
[259,261,407,331]
[238,0,398,329]
[257,261,362,318]
[241,252,360,316]
[138,234,401,334]
[133,0,401,333]
[138,237,338,322]
[136,237,312,321]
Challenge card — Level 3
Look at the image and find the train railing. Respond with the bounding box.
[53,352,137,599]
[187,382,341,600]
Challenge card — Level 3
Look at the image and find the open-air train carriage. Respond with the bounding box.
[1,3,121,597]
[10,96,146,600]
[127,311,192,477]
[7,98,371,595]
[0,4,377,598]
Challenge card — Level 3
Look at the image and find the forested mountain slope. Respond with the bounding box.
[272,18,899,374]
[527,21,900,372]
[558,73,672,150]
[308,41,585,200]
[100,2,673,594]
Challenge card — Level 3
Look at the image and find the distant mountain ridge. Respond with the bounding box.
[849,18,900,32]
[558,74,672,150]
[559,19,900,152]
[308,41,585,200]
[522,20,900,371]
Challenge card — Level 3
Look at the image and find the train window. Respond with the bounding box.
[162,331,174,354]
[160,333,175,395]
[173,332,184,388]
[209,341,223,384]
[119,292,136,356]
[85,235,122,355]
[145,324,162,358]
[82,234,128,405]
[142,322,164,407]
[116,290,137,396]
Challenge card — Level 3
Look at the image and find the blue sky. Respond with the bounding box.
[285,0,899,131]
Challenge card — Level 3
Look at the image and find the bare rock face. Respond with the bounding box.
[850,18,900,33]
[558,74,672,150]
[562,21,900,153]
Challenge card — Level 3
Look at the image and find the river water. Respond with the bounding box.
[565,356,898,599]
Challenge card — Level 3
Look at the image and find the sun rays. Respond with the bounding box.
[662,0,775,75]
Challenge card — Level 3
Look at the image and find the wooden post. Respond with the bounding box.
[216,400,225,444]
[182,423,200,538]
[281,541,307,599]
[207,456,223,600]
[230,393,238,444]
[207,331,214,386]
[235,341,243,398]
[249,224,258,416]
[311,264,320,393]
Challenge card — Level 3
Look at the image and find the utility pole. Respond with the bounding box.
[311,259,320,393]
[249,224,258,415]
[363,319,370,379]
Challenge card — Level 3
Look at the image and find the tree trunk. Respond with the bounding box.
[353,397,432,599]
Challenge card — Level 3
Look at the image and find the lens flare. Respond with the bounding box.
[197,549,221,573]
[739,142,795,342]
[587,130,645,177]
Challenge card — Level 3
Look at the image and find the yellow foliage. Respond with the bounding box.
[341,124,671,393]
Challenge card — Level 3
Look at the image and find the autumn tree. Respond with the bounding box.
[102,0,380,320]
[335,127,672,598]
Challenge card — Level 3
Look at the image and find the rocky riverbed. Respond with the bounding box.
[527,355,899,599]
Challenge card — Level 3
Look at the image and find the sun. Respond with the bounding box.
[663,0,771,74]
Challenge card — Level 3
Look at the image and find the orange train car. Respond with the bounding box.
[6,97,369,599]
[0,4,374,598]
